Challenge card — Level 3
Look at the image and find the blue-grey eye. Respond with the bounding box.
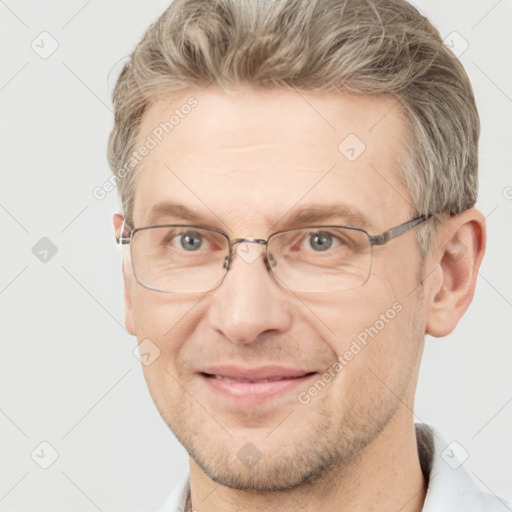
[309,232,333,251]
[180,231,203,251]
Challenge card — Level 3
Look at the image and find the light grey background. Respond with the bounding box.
[1,1,511,510]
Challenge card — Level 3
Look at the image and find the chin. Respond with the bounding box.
[191,446,337,492]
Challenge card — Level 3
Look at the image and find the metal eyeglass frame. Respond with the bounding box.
[116,214,432,293]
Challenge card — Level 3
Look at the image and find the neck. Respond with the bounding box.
[187,414,427,512]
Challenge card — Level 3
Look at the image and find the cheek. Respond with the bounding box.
[311,277,419,379]
[130,291,205,368]
[132,293,207,414]
[319,295,423,421]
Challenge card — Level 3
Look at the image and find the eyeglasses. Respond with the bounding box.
[117,215,431,293]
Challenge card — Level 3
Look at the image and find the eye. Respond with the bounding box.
[307,231,336,251]
[174,230,203,251]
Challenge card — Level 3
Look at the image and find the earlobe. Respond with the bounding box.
[425,209,486,338]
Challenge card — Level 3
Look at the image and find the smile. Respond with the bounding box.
[198,366,318,402]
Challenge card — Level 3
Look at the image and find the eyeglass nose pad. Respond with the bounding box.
[223,255,231,270]
[266,253,277,268]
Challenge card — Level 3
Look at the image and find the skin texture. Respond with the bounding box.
[113,87,486,511]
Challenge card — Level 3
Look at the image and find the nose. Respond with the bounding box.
[206,241,293,345]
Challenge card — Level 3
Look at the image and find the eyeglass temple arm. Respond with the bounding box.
[368,215,431,246]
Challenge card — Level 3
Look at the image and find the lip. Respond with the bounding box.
[198,365,318,402]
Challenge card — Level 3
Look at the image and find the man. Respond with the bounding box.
[107,0,509,510]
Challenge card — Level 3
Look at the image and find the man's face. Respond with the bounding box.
[120,87,427,490]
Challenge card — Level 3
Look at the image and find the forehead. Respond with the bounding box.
[132,87,410,234]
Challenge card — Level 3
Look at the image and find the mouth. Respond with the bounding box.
[204,374,313,383]
[198,366,318,402]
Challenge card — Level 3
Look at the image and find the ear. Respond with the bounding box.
[113,213,137,336]
[425,208,486,338]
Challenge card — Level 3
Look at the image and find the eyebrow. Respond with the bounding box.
[277,204,372,231]
[144,201,372,232]
[146,202,204,225]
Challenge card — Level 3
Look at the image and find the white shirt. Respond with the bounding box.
[158,424,510,511]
